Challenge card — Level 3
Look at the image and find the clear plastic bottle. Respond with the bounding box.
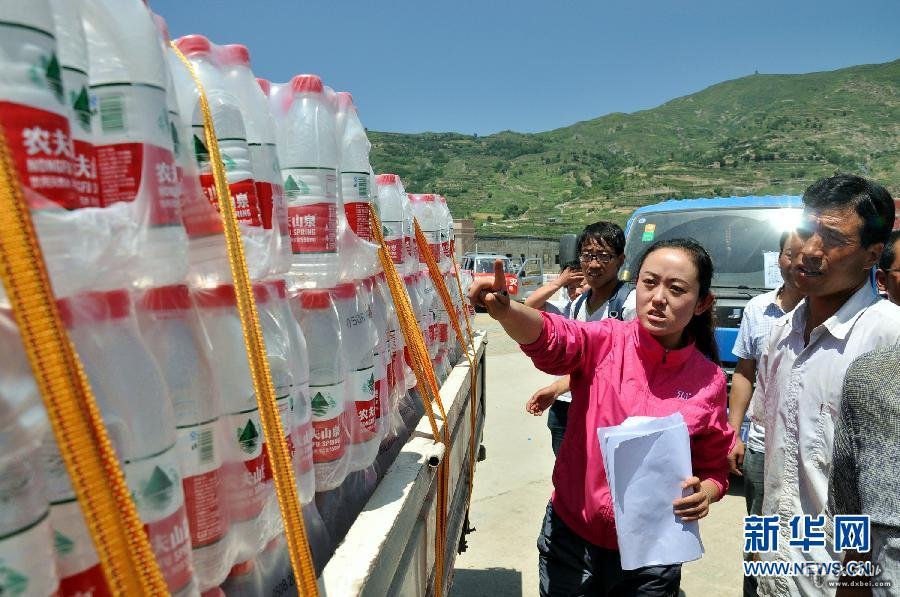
[273,75,340,288]
[336,92,374,243]
[171,35,269,280]
[0,307,58,597]
[294,290,349,491]
[331,282,381,470]
[193,285,271,565]
[265,279,316,505]
[362,277,390,438]
[375,174,411,272]
[251,282,297,545]
[77,0,188,290]
[61,290,197,595]
[436,194,454,272]
[0,0,109,298]
[219,559,262,596]
[217,44,292,276]
[136,285,233,591]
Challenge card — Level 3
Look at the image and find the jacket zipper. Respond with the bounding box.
[663,348,668,364]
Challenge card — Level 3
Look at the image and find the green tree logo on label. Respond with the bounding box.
[54,530,75,556]
[364,373,375,395]
[311,391,334,418]
[43,53,63,103]
[72,87,92,132]
[193,134,209,165]
[142,466,176,512]
[284,175,310,198]
[0,563,29,596]
[238,419,260,454]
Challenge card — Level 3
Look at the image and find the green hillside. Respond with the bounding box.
[369,59,900,237]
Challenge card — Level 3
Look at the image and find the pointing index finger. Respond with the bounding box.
[493,259,507,291]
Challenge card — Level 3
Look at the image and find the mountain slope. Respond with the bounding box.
[369,59,900,237]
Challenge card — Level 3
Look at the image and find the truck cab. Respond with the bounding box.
[460,253,520,296]
[622,195,804,381]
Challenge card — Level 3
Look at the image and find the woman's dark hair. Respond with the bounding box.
[636,238,720,365]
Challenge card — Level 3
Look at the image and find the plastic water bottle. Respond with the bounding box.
[193,285,272,565]
[375,174,416,273]
[0,0,108,298]
[251,282,299,545]
[294,290,349,491]
[362,277,390,438]
[172,35,269,280]
[77,0,188,290]
[331,282,381,470]
[435,195,454,271]
[50,0,100,210]
[0,308,59,597]
[336,92,374,243]
[218,44,292,276]
[272,75,340,288]
[136,285,233,592]
[264,279,316,506]
[60,290,197,595]
[410,193,441,265]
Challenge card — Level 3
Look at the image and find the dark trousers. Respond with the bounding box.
[742,448,765,597]
[537,502,682,596]
[547,400,570,457]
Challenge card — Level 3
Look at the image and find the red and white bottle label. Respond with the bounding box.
[59,562,109,597]
[262,392,295,482]
[221,409,269,523]
[176,421,227,549]
[95,142,181,227]
[351,366,378,442]
[0,101,75,211]
[310,382,346,462]
[287,203,337,254]
[124,445,193,594]
[255,180,275,230]
[345,201,373,241]
[71,139,101,208]
[382,221,403,264]
[179,166,223,239]
[199,175,262,227]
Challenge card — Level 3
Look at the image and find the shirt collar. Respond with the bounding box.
[633,318,696,367]
[793,281,881,341]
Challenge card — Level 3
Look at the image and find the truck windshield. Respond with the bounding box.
[474,258,512,274]
[623,207,802,290]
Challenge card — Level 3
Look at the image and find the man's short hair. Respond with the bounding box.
[779,230,792,253]
[562,259,581,273]
[576,221,626,256]
[879,230,900,271]
[802,174,895,248]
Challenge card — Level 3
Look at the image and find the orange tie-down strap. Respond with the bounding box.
[171,44,318,596]
[0,126,167,591]
[413,221,480,508]
[370,210,451,597]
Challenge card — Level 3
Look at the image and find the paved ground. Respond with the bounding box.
[450,314,746,597]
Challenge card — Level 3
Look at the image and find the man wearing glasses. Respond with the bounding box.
[525,221,635,455]
[570,221,636,322]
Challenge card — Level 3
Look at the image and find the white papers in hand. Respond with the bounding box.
[596,412,704,570]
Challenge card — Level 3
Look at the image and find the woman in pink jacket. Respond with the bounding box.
[469,238,734,596]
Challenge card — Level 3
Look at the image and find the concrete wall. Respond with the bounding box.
[468,236,560,270]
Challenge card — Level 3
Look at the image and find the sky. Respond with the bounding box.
[152,0,900,136]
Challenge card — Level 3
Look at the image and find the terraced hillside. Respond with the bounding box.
[369,59,900,237]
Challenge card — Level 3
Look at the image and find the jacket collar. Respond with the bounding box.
[632,318,696,367]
